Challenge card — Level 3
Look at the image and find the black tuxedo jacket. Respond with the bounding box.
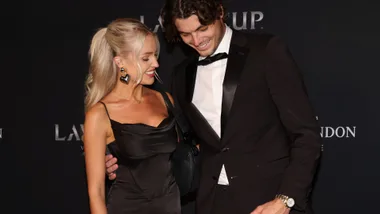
[170,31,321,214]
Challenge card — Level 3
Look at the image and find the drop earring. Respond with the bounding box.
[119,67,130,84]
[154,71,163,84]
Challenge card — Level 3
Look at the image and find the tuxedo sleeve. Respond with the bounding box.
[264,36,322,211]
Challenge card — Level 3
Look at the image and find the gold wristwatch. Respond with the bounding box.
[275,194,295,208]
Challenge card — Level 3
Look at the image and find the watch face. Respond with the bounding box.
[287,198,295,207]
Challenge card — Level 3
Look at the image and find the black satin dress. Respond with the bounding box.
[100,102,180,214]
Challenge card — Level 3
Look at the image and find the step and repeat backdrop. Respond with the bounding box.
[27,0,379,213]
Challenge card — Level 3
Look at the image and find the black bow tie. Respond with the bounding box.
[197,52,228,66]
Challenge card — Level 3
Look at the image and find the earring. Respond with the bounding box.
[154,71,163,84]
[119,67,130,84]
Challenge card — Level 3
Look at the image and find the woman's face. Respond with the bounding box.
[119,34,159,85]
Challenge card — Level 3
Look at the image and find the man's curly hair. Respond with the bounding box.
[160,0,226,42]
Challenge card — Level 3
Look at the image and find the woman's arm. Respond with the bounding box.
[83,104,109,214]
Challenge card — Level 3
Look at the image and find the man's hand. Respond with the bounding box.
[105,154,118,180]
[250,198,290,214]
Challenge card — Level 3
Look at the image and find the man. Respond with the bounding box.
[105,0,322,213]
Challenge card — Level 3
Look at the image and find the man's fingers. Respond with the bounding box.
[106,164,118,174]
[105,154,114,162]
[105,157,117,168]
[108,173,116,180]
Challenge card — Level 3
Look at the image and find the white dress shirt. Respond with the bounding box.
[192,25,233,185]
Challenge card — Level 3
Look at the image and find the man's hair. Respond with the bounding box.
[160,0,226,42]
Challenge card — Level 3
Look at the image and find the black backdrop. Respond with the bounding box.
[3,0,379,213]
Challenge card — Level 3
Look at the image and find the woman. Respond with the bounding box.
[83,18,180,214]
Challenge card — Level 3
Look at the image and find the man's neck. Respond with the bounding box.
[212,24,227,56]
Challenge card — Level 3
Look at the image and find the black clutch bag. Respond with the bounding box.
[160,91,200,197]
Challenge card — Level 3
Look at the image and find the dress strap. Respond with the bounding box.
[159,91,174,116]
[99,101,111,120]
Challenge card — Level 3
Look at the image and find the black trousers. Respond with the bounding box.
[211,185,238,214]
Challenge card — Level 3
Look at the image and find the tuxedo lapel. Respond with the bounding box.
[184,56,198,102]
[221,31,249,138]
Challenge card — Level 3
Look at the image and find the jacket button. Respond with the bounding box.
[221,147,230,152]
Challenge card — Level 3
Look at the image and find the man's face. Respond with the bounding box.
[175,15,225,57]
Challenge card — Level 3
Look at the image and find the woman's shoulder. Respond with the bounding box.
[85,102,109,121]
[147,87,174,104]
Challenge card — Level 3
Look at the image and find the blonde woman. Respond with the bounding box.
[83,18,180,214]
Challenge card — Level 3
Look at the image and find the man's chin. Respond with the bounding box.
[197,46,218,57]
[197,49,213,57]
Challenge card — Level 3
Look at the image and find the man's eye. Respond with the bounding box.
[199,27,208,31]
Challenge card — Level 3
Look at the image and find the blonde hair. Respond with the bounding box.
[85,18,160,111]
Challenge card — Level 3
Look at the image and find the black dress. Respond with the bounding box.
[100,102,181,214]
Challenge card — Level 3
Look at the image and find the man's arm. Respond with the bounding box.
[264,36,322,211]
